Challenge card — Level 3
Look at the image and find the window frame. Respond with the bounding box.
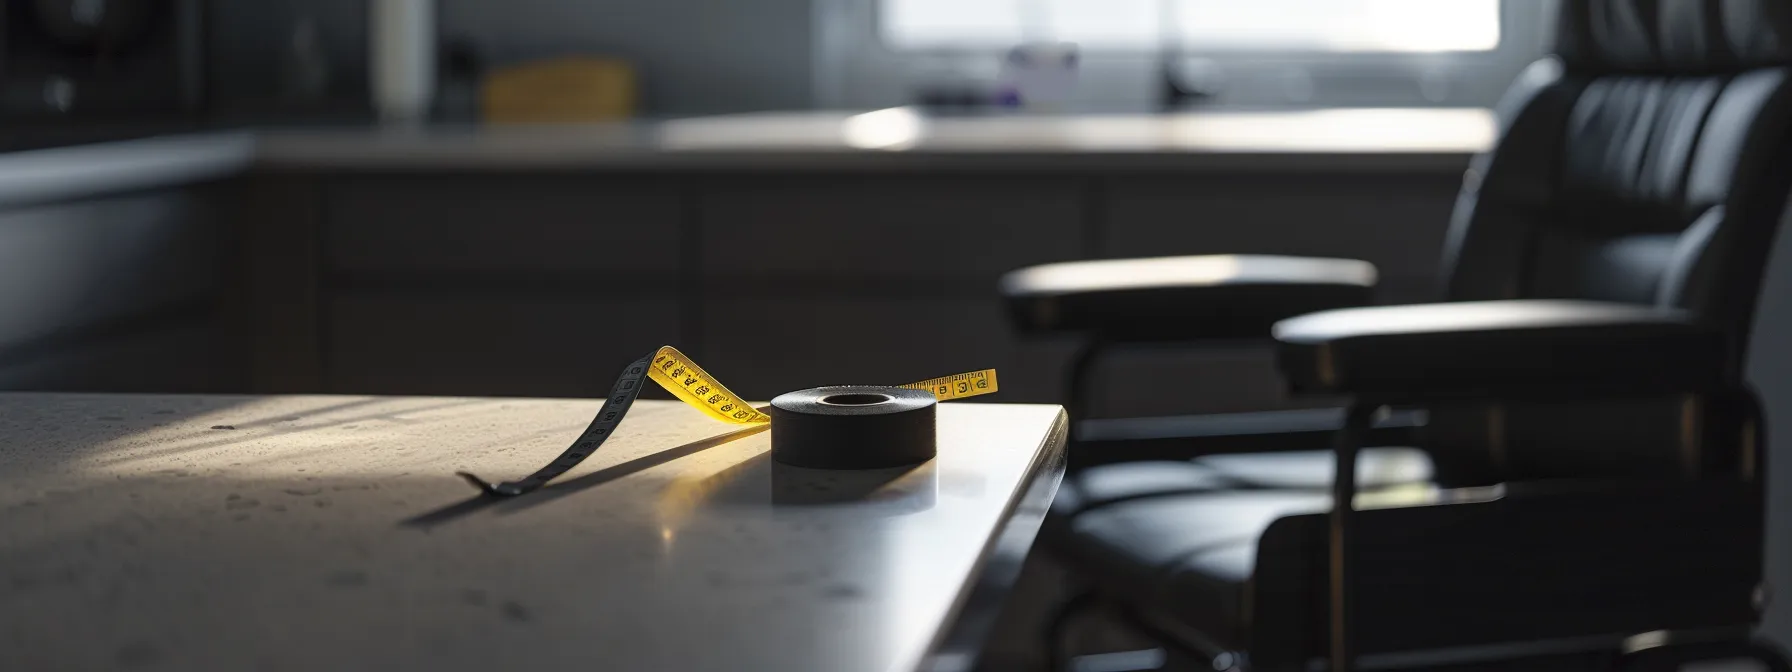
[813,0,1556,110]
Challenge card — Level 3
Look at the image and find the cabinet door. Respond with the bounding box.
[326,293,679,398]
[694,175,1087,405]
[319,174,686,397]
[697,176,1085,277]
[0,191,216,352]
[326,175,681,275]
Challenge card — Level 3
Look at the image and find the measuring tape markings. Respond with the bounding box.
[899,370,998,402]
[459,345,995,496]
[647,346,768,425]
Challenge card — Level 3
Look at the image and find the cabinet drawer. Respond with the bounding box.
[697,176,1085,277]
[0,191,216,352]
[325,293,679,397]
[325,175,681,275]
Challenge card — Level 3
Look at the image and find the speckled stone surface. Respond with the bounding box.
[0,393,1066,671]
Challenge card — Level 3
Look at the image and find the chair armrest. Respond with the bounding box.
[1272,299,1728,402]
[1000,254,1377,341]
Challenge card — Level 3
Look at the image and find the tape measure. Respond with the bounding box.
[898,369,999,402]
[458,346,996,496]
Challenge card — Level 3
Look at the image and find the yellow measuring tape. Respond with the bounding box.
[460,345,996,496]
[898,369,1001,403]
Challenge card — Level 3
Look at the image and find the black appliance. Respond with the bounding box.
[0,0,203,121]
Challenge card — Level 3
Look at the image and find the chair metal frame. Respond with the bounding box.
[1047,357,1786,671]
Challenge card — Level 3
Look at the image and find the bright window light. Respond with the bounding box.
[881,0,1502,52]
[882,0,1025,47]
[1041,0,1162,49]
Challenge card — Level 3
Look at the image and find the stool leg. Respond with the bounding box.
[1329,402,1378,672]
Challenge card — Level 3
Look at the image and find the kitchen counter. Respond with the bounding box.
[0,108,1493,208]
[0,107,1482,407]
[256,107,1495,172]
[0,393,1067,671]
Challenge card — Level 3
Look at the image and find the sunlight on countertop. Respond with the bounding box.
[656,106,1497,154]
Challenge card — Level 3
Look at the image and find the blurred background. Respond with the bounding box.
[0,0,1547,125]
[3,0,1790,664]
[0,0,1551,407]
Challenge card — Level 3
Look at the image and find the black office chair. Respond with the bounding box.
[1000,1,1792,670]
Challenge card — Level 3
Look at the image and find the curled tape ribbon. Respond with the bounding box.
[458,345,997,496]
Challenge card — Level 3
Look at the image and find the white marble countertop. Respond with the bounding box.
[0,393,1067,671]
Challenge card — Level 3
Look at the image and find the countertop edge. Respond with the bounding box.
[908,406,1071,672]
[252,141,1477,174]
[0,120,1485,209]
[0,133,256,209]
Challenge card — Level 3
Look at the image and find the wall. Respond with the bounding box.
[814,0,1556,112]
[209,0,1565,117]
[204,0,815,119]
[205,0,372,121]
[436,0,815,116]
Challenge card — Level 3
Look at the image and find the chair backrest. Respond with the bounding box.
[1426,0,1792,484]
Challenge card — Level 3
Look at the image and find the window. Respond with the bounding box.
[881,0,1502,52]
[818,0,1549,110]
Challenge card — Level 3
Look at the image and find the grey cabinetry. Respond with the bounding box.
[288,168,1462,413]
[697,176,1086,402]
[0,190,230,392]
[326,293,680,397]
[326,175,681,276]
[321,175,682,396]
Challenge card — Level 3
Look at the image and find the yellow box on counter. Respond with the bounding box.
[481,56,637,124]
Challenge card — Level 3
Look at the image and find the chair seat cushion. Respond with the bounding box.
[1044,448,1435,652]
[1058,490,1331,651]
[1052,469,1762,663]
